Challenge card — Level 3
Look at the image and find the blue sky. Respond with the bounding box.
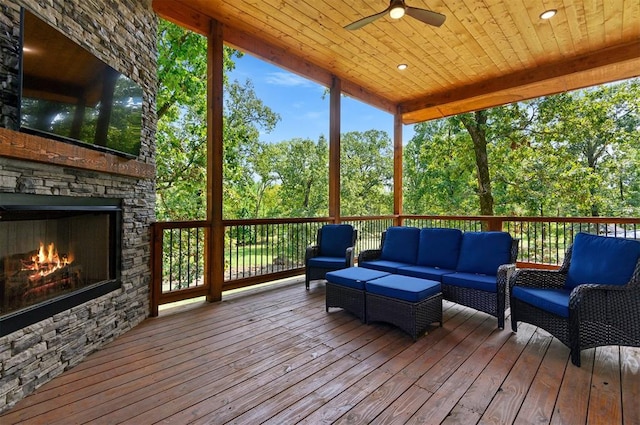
[227,53,415,144]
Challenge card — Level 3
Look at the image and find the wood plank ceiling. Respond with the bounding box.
[153,0,640,124]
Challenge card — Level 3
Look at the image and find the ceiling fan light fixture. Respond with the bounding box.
[540,9,557,20]
[389,1,406,19]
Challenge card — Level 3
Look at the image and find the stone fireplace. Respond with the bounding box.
[0,0,157,412]
[0,194,122,336]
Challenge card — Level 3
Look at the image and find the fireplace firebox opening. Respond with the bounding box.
[0,193,122,337]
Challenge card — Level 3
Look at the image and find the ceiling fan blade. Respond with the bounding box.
[405,6,446,27]
[344,7,390,30]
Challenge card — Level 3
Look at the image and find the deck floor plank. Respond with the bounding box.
[0,277,632,425]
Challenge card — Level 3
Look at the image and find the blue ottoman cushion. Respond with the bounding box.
[326,267,390,290]
[365,275,441,303]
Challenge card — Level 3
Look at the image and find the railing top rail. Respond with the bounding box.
[223,216,333,226]
[152,220,209,230]
[341,215,398,222]
[152,215,640,229]
[403,215,640,224]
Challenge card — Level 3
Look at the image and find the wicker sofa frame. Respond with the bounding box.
[509,244,640,367]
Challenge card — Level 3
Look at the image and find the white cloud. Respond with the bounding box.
[264,72,312,87]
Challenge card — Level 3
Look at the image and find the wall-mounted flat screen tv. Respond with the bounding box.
[19,9,143,158]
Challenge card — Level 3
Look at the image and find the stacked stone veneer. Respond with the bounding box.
[0,0,157,412]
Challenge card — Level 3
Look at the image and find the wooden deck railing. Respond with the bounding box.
[150,215,640,314]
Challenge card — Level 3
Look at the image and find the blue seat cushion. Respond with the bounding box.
[380,226,421,264]
[307,256,346,269]
[416,228,462,269]
[325,267,390,290]
[359,260,411,274]
[319,224,354,258]
[365,275,441,303]
[512,287,571,318]
[565,232,640,289]
[441,272,497,292]
[396,265,454,281]
[456,231,513,276]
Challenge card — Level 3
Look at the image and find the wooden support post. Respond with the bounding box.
[329,76,341,223]
[206,19,224,302]
[393,111,403,227]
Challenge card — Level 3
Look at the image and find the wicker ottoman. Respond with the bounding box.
[325,267,390,322]
[365,275,442,341]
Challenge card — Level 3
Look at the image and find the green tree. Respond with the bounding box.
[534,80,640,216]
[404,120,476,215]
[340,130,393,216]
[267,137,329,217]
[155,19,279,220]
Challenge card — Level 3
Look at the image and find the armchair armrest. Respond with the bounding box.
[345,246,355,267]
[497,263,516,291]
[305,245,320,263]
[358,249,382,264]
[570,282,634,310]
[509,268,568,291]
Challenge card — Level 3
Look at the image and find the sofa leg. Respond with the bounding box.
[305,277,310,290]
[571,350,581,367]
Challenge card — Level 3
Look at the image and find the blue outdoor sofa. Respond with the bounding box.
[358,226,519,328]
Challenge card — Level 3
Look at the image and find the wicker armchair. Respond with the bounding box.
[510,233,640,366]
[305,224,357,289]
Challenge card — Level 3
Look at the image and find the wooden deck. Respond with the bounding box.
[2,277,639,425]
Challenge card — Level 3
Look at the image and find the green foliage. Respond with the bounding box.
[156,19,279,221]
[405,79,640,217]
[340,130,393,216]
[404,119,477,214]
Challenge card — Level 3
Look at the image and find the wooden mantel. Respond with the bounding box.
[0,127,155,179]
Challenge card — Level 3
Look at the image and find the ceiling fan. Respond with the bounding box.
[344,0,446,30]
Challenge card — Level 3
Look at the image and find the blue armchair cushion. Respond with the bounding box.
[456,231,513,276]
[307,256,346,269]
[565,232,640,289]
[442,272,498,292]
[325,267,390,290]
[365,275,441,303]
[396,265,454,281]
[318,224,354,258]
[359,260,410,274]
[416,228,462,269]
[512,287,571,318]
[380,226,421,264]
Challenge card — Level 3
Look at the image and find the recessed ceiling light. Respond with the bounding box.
[540,9,557,20]
[397,63,408,70]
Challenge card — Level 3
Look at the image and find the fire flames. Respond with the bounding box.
[23,242,73,280]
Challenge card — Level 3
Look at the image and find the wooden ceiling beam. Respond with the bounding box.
[152,0,397,115]
[401,40,640,124]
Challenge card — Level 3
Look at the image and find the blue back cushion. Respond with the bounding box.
[565,232,640,289]
[319,224,354,257]
[380,226,420,264]
[456,231,513,275]
[416,228,462,269]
